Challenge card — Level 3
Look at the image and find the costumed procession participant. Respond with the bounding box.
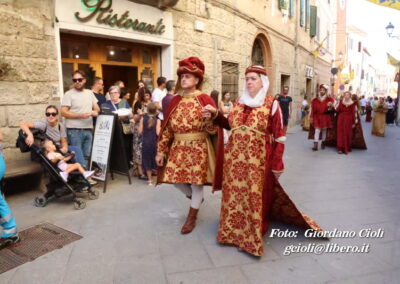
[301,94,310,131]
[351,93,367,150]
[203,66,323,256]
[365,101,372,122]
[0,130,20,249]
[309,84,334,151]
[371,97,388,137]
[336,91,357,154]
[277,86,293,132]
[156,57,220,234]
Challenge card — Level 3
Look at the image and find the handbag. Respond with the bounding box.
[121,122,133,135]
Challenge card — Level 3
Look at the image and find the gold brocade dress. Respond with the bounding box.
[217,96,322,256]
[158,93,217,185]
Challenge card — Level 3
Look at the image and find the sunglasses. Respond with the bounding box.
[45,112,58,117]
[72,78,84,83]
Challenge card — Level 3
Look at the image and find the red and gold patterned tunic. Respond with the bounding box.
[157,92,217,185]
[215,96,323,256]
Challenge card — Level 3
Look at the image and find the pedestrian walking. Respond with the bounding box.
[202,65,323,256]
[277,86,292,132]
[336,91,357,154]
[371,97,388,137]
[310,84,334,151]
[156,57,219,234]
[0,130,20,250]
[386,97,395,126]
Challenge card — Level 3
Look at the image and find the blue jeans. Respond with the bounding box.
[67,129,93,160]
[0,156,18,238]
[68,145,85,168]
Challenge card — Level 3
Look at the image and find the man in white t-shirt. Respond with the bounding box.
[151,77,167,120]
[360,95,367,115]
[61,70,99,163]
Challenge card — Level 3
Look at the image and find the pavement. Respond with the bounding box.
[1,121,399,284]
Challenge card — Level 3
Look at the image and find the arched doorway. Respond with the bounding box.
[251,32,274,94]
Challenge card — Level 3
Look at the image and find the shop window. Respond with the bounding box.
[252,39,264,66]
[142,50,152,64]
[106,46,132,62]
[61,40,89,59]
[221,61,239,101]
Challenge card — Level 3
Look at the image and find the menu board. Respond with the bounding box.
[90,114,115,181]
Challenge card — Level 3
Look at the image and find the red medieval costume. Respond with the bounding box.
[212,66,323,256]
[336,100,357,154]
[309,85,334,151]
[156,57,222,235]
[365,104,372,122]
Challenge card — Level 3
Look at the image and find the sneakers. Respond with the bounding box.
[60,172,69,182]
[83,170,95,179]
[0,235,21,250]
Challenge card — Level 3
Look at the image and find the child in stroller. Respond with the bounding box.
[44,140,94,182]
[16,129,99,209]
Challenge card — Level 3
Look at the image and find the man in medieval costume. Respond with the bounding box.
[309,84,334,151]
[156,57,220,234]
[203,66,323,256]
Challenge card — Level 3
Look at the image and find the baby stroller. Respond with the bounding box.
[16,129,100,210]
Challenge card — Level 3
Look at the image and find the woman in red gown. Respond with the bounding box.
[336,91,357,154]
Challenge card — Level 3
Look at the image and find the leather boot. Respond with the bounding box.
[312,142,318,151]
[321,141,326,149]
[181,207,199,234]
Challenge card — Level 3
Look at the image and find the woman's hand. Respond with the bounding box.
[273,172,282,180]
[25,133,34,146]
[155,155,164,167]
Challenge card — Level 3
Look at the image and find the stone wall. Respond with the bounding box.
[0,0,59,162]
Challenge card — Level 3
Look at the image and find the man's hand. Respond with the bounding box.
[91,111,98,117]
[25,134,34,146]
[60,146,68,154]
[202,104,217,114]
[155,155,164,167]
[81,113,91,119]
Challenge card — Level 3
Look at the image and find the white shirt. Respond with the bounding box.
[61,88,97,129]
[360,98,367,107]
[152,88,167,120]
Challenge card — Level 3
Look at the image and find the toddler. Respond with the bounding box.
[44,140,94,182]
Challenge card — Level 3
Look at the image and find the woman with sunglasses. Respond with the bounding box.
[20,105,85,167]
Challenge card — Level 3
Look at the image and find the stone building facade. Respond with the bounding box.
[0,0,59,162]
[0,0,335,164]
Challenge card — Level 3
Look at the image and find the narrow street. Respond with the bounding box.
[1,122,399,284]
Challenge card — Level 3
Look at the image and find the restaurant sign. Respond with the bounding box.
[75,0,166,35]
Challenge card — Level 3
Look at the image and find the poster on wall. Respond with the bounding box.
[90,114,115,182]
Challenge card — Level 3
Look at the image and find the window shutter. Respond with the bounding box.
[300,0,305,27]
[290,0,295,17]
[310,6,317,37]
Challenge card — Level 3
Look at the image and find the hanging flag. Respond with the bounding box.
[366,0,400,11]
[387,53,400,67]
[314,36,328,58]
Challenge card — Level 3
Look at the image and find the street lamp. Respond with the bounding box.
[385,22,400,39]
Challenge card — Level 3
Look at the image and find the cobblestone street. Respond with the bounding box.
[1,122,399,284]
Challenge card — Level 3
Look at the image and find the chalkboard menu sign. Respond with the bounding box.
[90,114,131,192]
